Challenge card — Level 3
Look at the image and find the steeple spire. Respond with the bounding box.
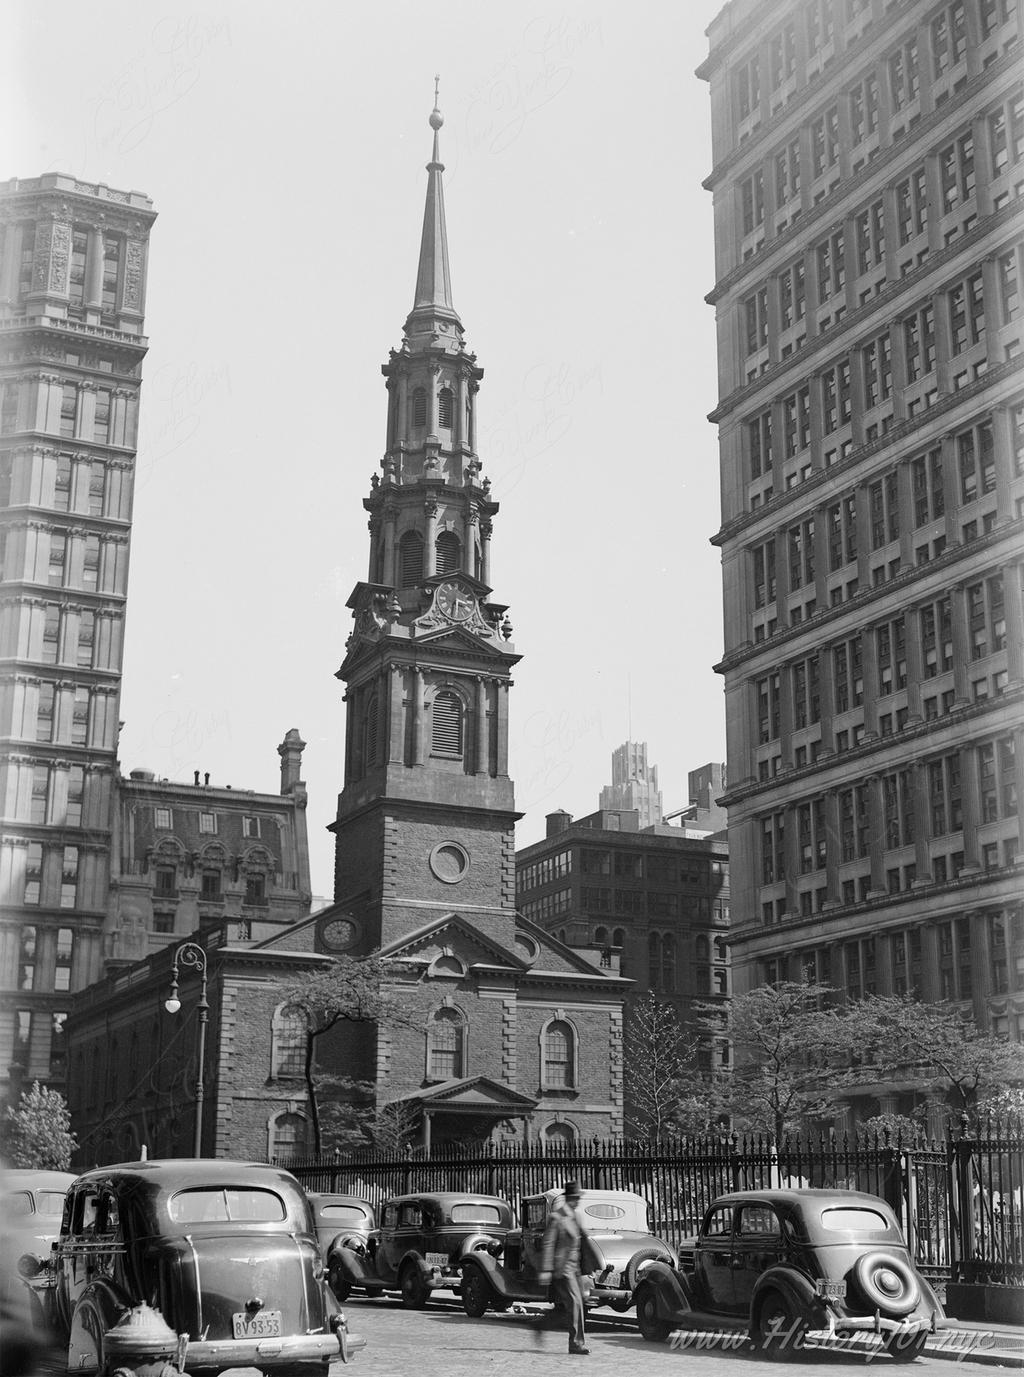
[411,79,457,324]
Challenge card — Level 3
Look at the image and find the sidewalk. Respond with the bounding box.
[924,1319,1024,1368]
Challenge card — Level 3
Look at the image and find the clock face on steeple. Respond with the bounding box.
[436,580,476,623]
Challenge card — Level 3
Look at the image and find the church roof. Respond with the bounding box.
[393,1075,537,1113]
[405,85,462,338]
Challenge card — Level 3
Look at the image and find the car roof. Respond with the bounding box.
[306,1193,374,1210]
[66,1159,304,1193]
[709,1189,892,1210]
[384,1192,509,1206]
[530,1188,646,1205]
[4,1170,77,1192]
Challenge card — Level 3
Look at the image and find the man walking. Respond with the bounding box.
[537,1180,589,1355]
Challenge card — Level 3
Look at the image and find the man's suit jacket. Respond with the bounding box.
[540,1198,584,1279]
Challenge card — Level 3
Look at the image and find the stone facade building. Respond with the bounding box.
[699,0,1023,1116]
[0,176,156,1105]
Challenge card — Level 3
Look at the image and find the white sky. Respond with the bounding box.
[8,0,727,898]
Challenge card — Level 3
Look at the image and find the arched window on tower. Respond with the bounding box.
[399,530,424,587]
[438,387,454,429]
[431,689,463,757]
[436,531,461,575]
[427,1007,465,1080]
[412,387,427,427]
[269,1110,309,1162]
[612,928,625,948]
[542,1018,576,1088]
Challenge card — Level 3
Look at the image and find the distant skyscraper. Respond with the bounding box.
[599,742,663,828]
[0,176,156,1103]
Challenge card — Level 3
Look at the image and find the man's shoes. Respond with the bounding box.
[569,1345,590,1355]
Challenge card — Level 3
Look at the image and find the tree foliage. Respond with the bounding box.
[1,1081,77,1169]
[622,993,700,1138]
[281,954,417,1154]
[697,980,841,1140]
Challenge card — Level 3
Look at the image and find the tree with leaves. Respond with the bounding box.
[697,980,841,1140]
[1,1081,77,1169]
[281,954,416,1154]
[622,993,701,1138]
[832,993,1024,1121]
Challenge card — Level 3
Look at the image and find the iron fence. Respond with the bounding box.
[279,1117,1023,1287]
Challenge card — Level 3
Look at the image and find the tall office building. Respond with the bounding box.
[699,0,1023,1115]
[0,175,156,1103]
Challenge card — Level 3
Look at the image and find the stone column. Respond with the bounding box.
[475,676,488,776]
[388,666,405,765]
[911,759,933,884]
[424,500,438,578]
[949,583,971,704]
[412,669,426,766]
[992,404,1016,524]
[397,373,408,442]
[495,681,510,775]
[428,365,440,439]
[865,774,887,894]
[456,369,468,448]
[382,504,398,587]
[468,382,479,452]
[958,742,982,871]
[0,223,19,305]
[479,519,492,586]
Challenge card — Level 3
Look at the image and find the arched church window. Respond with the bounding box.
[272,1004,308,1080]
[612,928,625,948]
[542,1121,576,1150]
[438,387,454,429]
[269,1111,309,1162]
[399,530,424,587]
[412,387,427,427]
[541,1018,576,1089]
[431,690,463,757]
[427,1007,465,1079]
[435,531,460,575]
[594,926,608,945]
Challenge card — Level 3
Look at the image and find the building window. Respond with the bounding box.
[50,1012,68,1076]
[748,409,773,479]
[54,928,73,993]
[816,229,845,302]
[978,735,1018,821]
[411,387,427,427]
[438,386,454,429]
[782,385,810,456]
[848,72,879,145]
[967,574,1005,659]
[200,869,221,900]
[876,616,907,696]
[821,358,851,433]
[948,271,985,355]
[435,530,461,574]
[743,285,769,354]
[957,421,996,503]
[154,807,172,829]
[242,815,261,838]
[752,540,776,607]
[431,689,463,757]
[792,654,821,728]
[760,811,786,883]
[989,94,1024,180]
[244,873,267,905]
[903,303,936,380]
[541,1018,576,1089]
[862,333,892,408]
[65,766,84,828]
[428,1007,465,1080]
[832,634,863,712]
[888,36,920,110]
[271,1004,308,1079]
[398,529,424,586]
[756,671,781,743]
[736,52,760,120]
[740,170,765,235]
[827,495,857,569]
[60,846,79,909]
[199,812,217,834]
[920,596,953,677]
[896,167,928,244]
[154,866,176,897]
[869,471,900,548]
[931,1,967,76]
[14,1010,32,1067]
[929,754,963,836]
[269,1111,309,1163]
[912,448,944,524]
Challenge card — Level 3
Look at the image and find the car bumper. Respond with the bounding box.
[823,1313,938,1338]
[183,1329,367,1367]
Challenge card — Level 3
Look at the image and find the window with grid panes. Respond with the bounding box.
[921,596,952,677]
[748,409,773,479]
[70,689,89,747]
[35,682,55,742]
[272,1006,307,1079]
[30,766,49,824]
[760,811,785,883]
[16,222,35,301]
[940,133,975,215]
[788,519,815,588]
[76,609,95,668]
[783,386,810,455]
[792,654,821,728]
[967,575,1005,658]
[849,74,879,145]
[833,634,863,711]
[929,754,963,835]
[989,95,1023,181]
[883,770,915,848]
[68,228,87,308]
[93,389,111,443]
[949,272,985,354]
[912,448,944,523]
[24,843,41,905]
[88,462,106,517]
[869,471,899,548]
[810,106,840,178]
[958,421,995,503]
[779,259,805,327]
[744,287,768,354]
[775,139,801,206]
[888,37,919,109]
[770,23,796,87]
[876,616,907,695]
[53,454,72,512]
[740,171,765,235]
[816,230,845,301]
[862,333,892,407]
[998,250,1020,324]
[827,495,857,569]
[48,531,66,585]
[101,234,120,313]
[896,167,928,244]
[736,54,760,120]
[855,200,885,273]
[756,671,781,743]
[59,384,77,438]
[822,359,851,434]
[753,540,776,608]
[543,1019,573,1087]
[54,928,73,993]
[81,535,100,591]
[60,846,78,908]
[931,1,967,76]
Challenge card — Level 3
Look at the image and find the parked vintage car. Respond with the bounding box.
[305,1193,376,1262]
[634,1188,944,1361]
[3,1170,76,1279]
[459,1187,675,1316]
[327,1191,513,1307]
[50,1159,365,1375]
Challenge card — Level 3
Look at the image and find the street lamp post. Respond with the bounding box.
[164,941,209,1158]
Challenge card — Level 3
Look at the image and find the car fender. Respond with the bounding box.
[67,1280,135,1369]
[634,1261,693,1321]
[328,1245,380,1287]
[751,1266,828,1329]
[458,1232,505,1261]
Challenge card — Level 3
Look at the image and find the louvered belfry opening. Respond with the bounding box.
[432,689,463,756]
[399,530,424,586]
[364,693,379,769]
[412,386,427,427]
[436,530,461,575]
[438,386,454,429]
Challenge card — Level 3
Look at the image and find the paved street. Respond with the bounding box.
[338,1295,1019,1376]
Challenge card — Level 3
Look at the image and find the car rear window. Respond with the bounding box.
[820,1206,891,1233]
[582,1203,626,1220]
[169,1188,286,1224]
[320,1205,369,1224]
[450,1204,503,1224]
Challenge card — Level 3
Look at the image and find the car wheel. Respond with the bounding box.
[851,1254,921,1318]
[327,1265,351,1302]
[399,1264,430,1309]
[461,1268,491,1318]
[635,1286,671,1343]
[885,1331,928,1363]
[608,1296,633,1313]
[755,1288,807,1360]
[624,1245,671,1293]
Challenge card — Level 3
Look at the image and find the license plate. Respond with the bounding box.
[815,1279,847,1300]
[232,1309,282,1339]
[425,1251,449,1269]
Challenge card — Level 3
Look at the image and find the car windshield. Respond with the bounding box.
[169,1188,287,1224]
[319,1205,369,1223]
[450,1204,503,1224]
[820,1206,891,1233]
[34,1191,68,1215]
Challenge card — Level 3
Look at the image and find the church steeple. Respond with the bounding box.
[410,84,456,327]
[331,95,521,950]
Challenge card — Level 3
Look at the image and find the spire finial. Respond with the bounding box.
[430,75,443,131]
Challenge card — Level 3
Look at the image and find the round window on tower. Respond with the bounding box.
[429,842,471,885]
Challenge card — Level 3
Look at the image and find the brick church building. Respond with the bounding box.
[66,100,629,1163]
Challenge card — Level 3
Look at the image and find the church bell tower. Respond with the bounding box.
[329,95,521,955]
